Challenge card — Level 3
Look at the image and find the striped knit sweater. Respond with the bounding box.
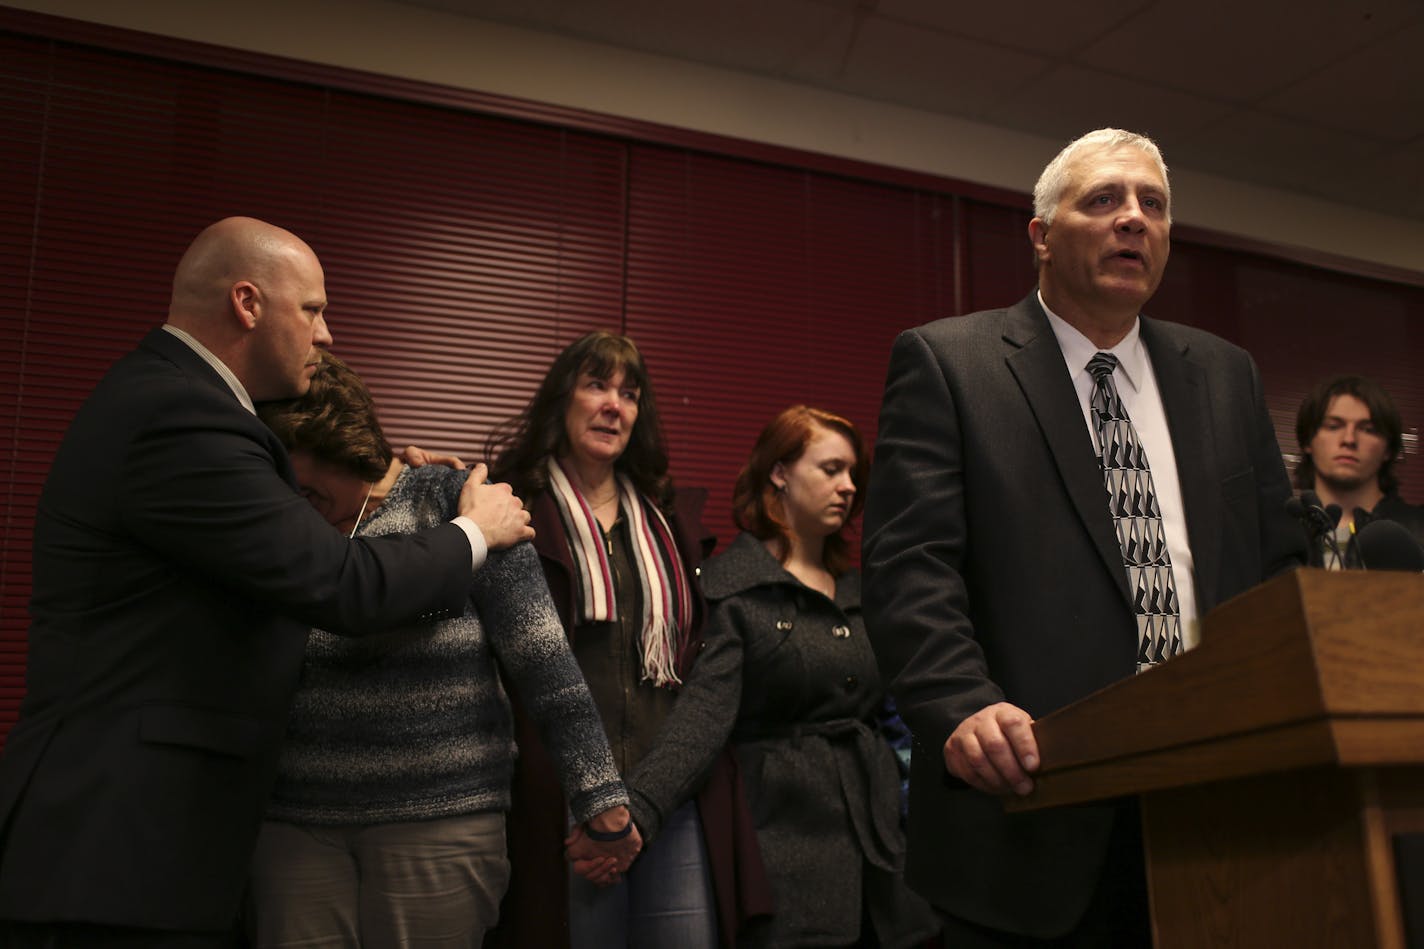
[265,464,627,825]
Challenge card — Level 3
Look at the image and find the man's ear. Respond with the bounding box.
[1028,218,1050,265]
[231,281,260,330]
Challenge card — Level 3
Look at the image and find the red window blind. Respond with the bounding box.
[304,92,629,456]
[623,145,954,547]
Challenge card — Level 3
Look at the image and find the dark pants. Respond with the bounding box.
[0,921,242,949]
[936,803,1152,948]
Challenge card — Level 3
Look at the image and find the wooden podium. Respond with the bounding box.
[1010,568,1424,948]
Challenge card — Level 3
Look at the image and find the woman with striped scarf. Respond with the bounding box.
[485,332,769,949]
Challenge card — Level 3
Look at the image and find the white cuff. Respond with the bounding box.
[451,516,489,572]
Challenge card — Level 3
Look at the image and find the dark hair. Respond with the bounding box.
[1294,374,1404,493]
[488,331,673,506]
[731,405,868,577]
[257,351,393,481]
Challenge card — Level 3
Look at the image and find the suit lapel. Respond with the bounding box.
[1003,296,1133,608]
[1141,318,1218,612]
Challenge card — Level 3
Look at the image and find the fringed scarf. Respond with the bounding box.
[546,456,693,687]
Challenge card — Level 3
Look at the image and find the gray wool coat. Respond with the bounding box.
[699,532,937,949]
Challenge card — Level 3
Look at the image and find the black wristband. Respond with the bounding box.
[584,819,634,842]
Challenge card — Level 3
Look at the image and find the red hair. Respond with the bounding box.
[731,405,868,576]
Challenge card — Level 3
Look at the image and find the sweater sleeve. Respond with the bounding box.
[622,592,742,843]
[477,541,629,822]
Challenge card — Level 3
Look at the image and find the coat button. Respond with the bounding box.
[776,620,793,631]
[843,675,858,693]
[832,624,851,638]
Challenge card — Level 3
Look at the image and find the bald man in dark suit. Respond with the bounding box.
[0,218,533,947]
[862,130,1305,947]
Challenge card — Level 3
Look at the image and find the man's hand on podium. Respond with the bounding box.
[944,701,1040,797]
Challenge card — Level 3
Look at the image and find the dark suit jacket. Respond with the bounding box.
[0,328,472,932]
[861,294,1304,937]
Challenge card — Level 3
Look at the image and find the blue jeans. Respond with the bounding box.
[568,801,718,949]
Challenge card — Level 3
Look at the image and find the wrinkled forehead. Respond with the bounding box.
[1064,144,1168,197]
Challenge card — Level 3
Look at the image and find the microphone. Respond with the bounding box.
[1300,491,1339,531]
[1354,519,1424,572]
[1288,492,1344,565]
[1286,494,1328,534]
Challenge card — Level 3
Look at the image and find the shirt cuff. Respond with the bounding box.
[450,516,489,572]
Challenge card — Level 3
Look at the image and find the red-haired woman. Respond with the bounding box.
[699,405,937,948]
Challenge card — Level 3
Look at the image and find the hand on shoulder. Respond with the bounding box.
[457,462,535,549]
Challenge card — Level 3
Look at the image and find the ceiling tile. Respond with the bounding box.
[875,0,1147,55]
[983,64,1232,151]
[1171,109,1386,201]
[1260,22,1424,143]
[1078,0,1421,102]
[1338,142,1424,221]
[836,15,1048,117]
[401,0,858,75]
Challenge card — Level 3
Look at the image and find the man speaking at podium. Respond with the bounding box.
[862,130,1305,946]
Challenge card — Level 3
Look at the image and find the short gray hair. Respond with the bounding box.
[1032,129,1171,226]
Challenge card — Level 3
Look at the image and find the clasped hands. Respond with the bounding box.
[565,805,642,886]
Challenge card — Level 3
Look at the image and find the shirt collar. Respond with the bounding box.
[162,324,256,414]
[1037,290,1148,395]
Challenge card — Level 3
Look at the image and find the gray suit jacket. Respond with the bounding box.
[0,328,473,932]
[862,293,1304,937]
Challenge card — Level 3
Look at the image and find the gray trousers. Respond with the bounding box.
[245,811,510,948]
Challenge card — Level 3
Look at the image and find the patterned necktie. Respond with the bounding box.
[1086,352,1182,674]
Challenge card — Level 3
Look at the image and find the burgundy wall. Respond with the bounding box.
[2,15,1422,741]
